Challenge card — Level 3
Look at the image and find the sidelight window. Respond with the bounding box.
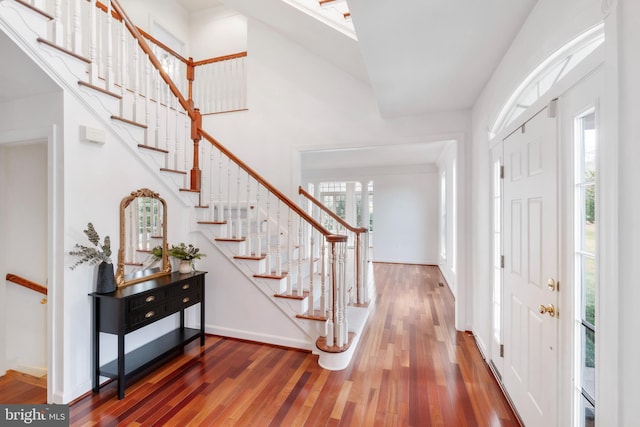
[574,109,596,427]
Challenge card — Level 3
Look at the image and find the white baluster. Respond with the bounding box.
[276,203,282,277]
[241,56,247,110]
[164,77,170,156]
[119,20,126,117]
[297,215,303,297]
[53,0,63,46]
[236,166,242,240]
[265,193,271,274]
[174,99,180,171]
[226,157,232,237]
[308,231,314,311]
[154,67,161,148]
[326,240,335,345]
[184,112,189,188]
[217,154,224,223]
[105,0,114,91]
[72,0,81,54]
[287,210,293,295]
[320,236,326,315]
[88,0,97,83]
[245,172,252,243]
[209,145,215,221]
[255,183,261,257]
[144,53,150,145]
[339,240,348,346]
[132,43,140,122]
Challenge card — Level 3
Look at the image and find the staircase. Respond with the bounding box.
[0,0,371,371]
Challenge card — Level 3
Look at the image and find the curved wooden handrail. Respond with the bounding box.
[198,129,339,237]
[5,274,47,296]
[298,186,368,234]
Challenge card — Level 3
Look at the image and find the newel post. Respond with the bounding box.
[317,234,351,353]
[190,108,202,191]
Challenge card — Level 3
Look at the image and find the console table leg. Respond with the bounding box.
[117,332,125,399]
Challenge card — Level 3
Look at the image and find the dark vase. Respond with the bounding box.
[96,261,116,294]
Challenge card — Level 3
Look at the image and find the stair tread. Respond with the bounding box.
[112,116,148,129]
[160,168,187,175]
[234,254,267,261]
[15,0,54,20]
[198,220,227,225]
[37,37,90,63]
[275,291,309,300]
[254,272,288,279]
[138,143,168,153]
[78,81,122,99]
[215,237,246,242]
[296,310,328,321]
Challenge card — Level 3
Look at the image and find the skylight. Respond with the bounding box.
[282,0,357,40]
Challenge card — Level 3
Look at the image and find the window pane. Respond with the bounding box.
[581,326,595,400]
[584,184,596,253]
[581,394,595,427]
[583,256,596,326]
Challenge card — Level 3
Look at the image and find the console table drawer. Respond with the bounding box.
[127,305,169,329]
[171,290,201,312]
[128,290,167,311]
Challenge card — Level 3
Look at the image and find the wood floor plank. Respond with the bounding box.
[66,263,519,426]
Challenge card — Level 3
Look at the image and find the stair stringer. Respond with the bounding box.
[191,228,326,352]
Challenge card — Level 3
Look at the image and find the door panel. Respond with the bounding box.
[503,108,559,426]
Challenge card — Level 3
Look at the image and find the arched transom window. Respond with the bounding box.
[490,23,604,139]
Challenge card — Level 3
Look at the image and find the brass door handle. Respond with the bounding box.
[538,304,556,317]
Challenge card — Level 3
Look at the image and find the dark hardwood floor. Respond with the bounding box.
[70,263,519,426]
[0,370,47,404]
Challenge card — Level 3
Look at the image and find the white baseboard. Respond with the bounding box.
[205,325,314,351]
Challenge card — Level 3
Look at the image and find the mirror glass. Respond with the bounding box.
[116,188,170,287]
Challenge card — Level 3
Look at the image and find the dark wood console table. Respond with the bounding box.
[90,271,206,399]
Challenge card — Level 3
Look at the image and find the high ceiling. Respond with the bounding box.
[183,0,537,118]
[348,0,537,117]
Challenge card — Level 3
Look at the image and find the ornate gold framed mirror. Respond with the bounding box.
[115,188,171,287]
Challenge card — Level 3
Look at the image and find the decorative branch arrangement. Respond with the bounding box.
[69,223,112,270]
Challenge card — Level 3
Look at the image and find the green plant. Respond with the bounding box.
[150,245,163,260]
[69,223,112,270]
[168,243,205,261]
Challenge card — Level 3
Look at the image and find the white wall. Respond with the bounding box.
[203,19,471,195]
[437,141,457,295]
[617,1,640,425]
[0,142,48,376]
[372,167,439,265]
[189,7,247,60]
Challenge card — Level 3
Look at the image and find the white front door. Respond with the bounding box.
[503,107,559,426]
